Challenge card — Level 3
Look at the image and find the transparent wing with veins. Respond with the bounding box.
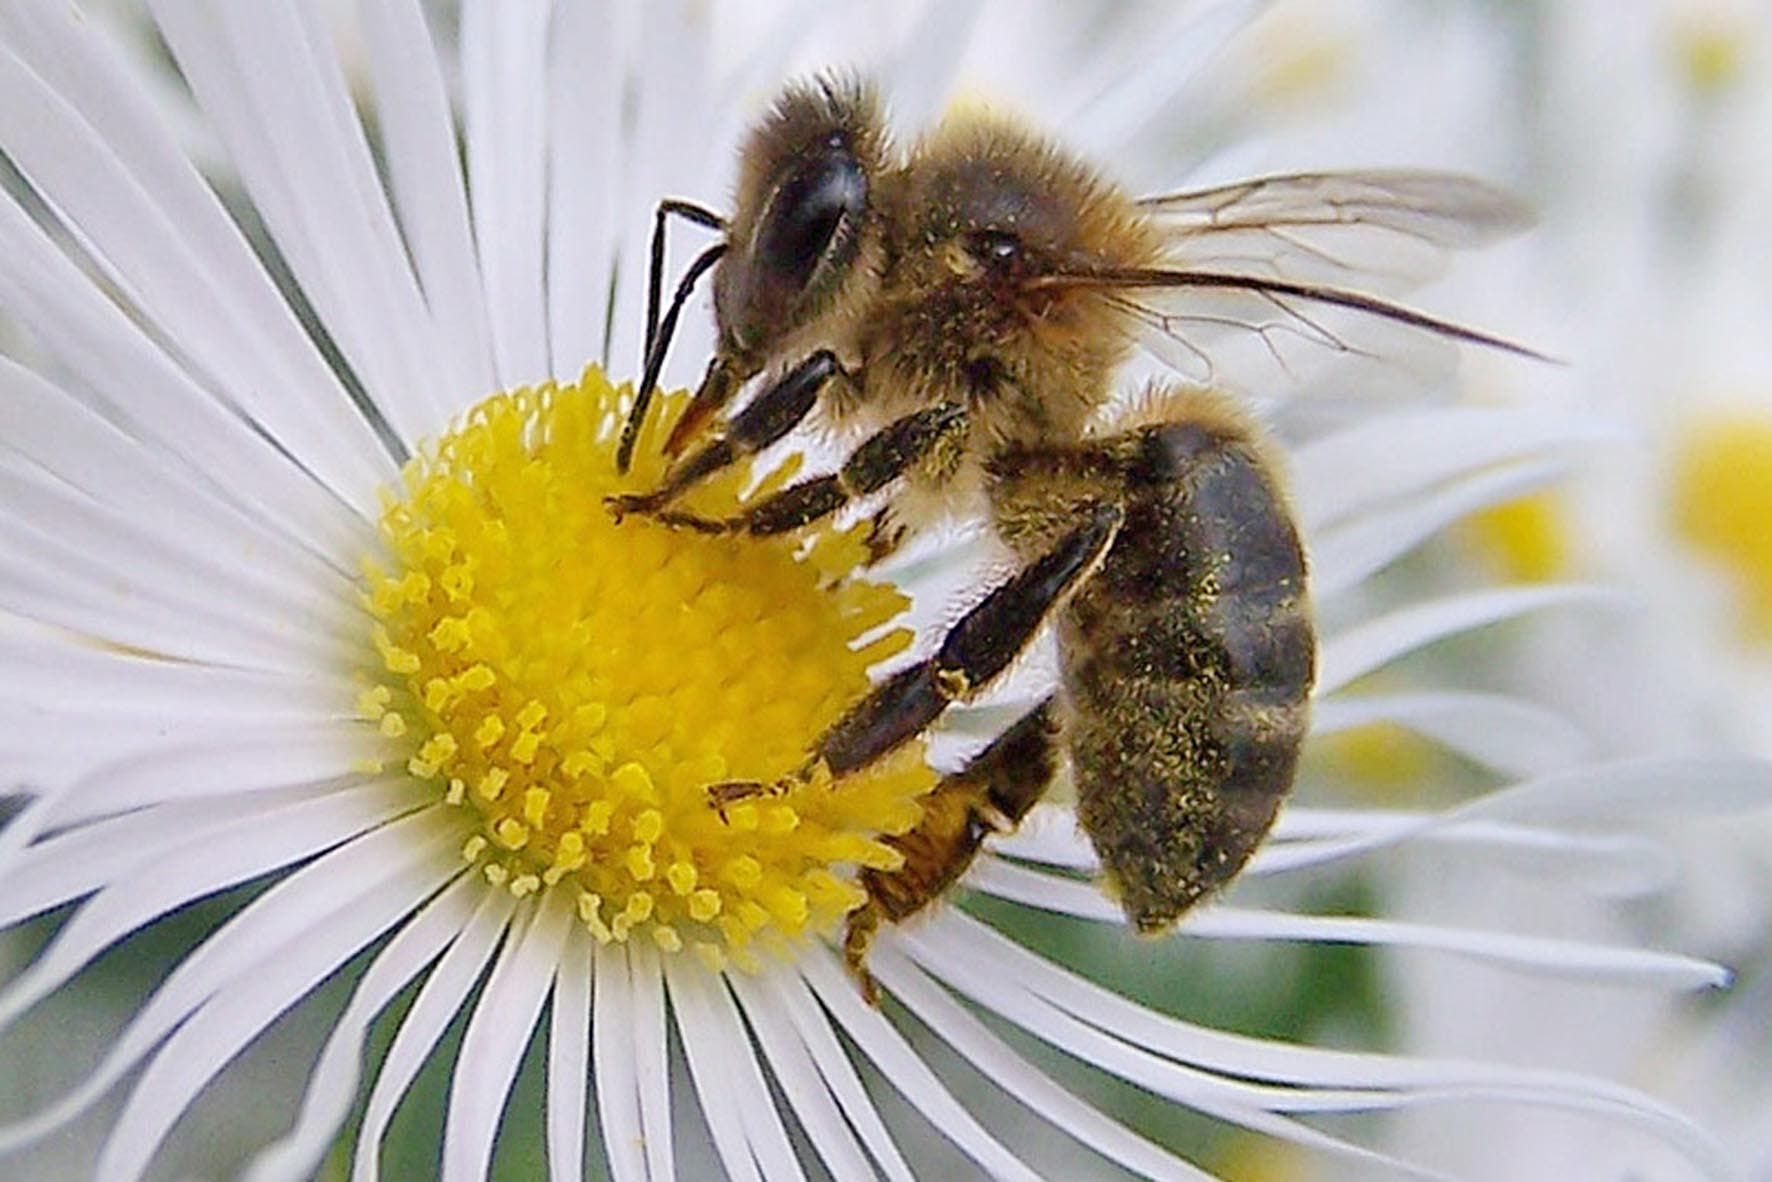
[1093,170,1541,395]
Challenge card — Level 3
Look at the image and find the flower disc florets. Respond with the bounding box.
[358,367,932,971]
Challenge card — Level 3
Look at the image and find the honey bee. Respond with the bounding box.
[610,76,1535,996]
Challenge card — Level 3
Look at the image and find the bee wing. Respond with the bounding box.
[1078,171,1541,399]
[1139,169,1533,290]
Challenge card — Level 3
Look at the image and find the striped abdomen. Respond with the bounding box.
[1056,419,1313,932]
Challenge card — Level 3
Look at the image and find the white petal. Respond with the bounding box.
[441,890,574,1182]
[0,780,431,1038]
[909,914,1727,1172]
[1254,816,1675,898]
[0,465,353,673]
[1310,691,1593,778]
[0,803,457,1154]
[0,184,368,559]
[1,778,363,929]
[352,888,517,1181]
[0,3,395,506]
[148,0,445,447]
[359,0,498,402]
[1318,584,1618,696]
[990,802,1673,899]
[590,944,647,1182]
[665,960,802,1182]
[1268,756,1772,879]
[246,871,481,1182]
[628,945,675,1182]
[896,925,1446,1180]
[1294,406,1604,534]
[93,845,461,1182]
[1311,458,1567,600]
[800,948,1042,1182]
[39,721,380,831]
[544,0,622,377]
[0,356,353,599]
[460,0,551,388]
[878,0,981,135]
[728,970,881,1182]
[965,859,1728,988]
[545,934,592,1182]
[759,969,915,1182]
[870,943,1219,1182]
[605,6,718,396]
[0,630,348,720]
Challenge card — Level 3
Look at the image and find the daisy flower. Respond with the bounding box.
[0,3,1767,1180]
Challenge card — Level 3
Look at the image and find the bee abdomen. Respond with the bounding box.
[1062,420,1313,933]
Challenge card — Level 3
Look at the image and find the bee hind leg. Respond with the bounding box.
[844,700,1061,1002]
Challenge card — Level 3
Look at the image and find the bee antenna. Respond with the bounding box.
[619,238,727,474]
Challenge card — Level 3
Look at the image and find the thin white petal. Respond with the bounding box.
[0,466,352,669]
[1266,757,1772,876]
[148,0,443,446]
[1294,407,1604,534]
[0,804,457,1154]
[1312,458,1567,599]
[352,888,517,1182]
[1318,584,1618,696]
[605,6,717,395]
[460,0,551,387]
[878,0,981,135]
[870,943,1219,1182]
[1310,691,1593,778]
[910,915,1727,1173]
[39,721,379,831]
[966,860,1728,989]
[591,944,646,1182]
[629,945,675,1182]
[0,4,395,505]
[990,803,1673,898]
[0,630,349,720]
[545,935,592,1182]
[897,926,1449,1180]
[800,948,1042,1182]
[359,0,498,402]
[0,357,353,599]
[760,970,915,1182]
[0,778,365,928]
[246,871,481,1182]
[441,890,574,1182]
[94,847,461,1182]
[665,961,801,1182]
[0,781,431,1038]
[544,0,622,376]
[729,970,881,1182]
[0,184,368,559]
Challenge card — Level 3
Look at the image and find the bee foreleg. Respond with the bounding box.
[817,504,1121,775]
[609,349,844,519]
[623,401,968,539]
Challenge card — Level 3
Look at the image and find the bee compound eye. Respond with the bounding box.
[755,146,868,293]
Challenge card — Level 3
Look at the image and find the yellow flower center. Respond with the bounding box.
[1671,411,1772,644]
[1466,491,1571,584]
[357,367,933,971]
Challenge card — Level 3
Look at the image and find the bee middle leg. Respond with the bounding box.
[815,502,1122,778]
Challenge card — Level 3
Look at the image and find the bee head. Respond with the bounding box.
[714,75,890,367]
